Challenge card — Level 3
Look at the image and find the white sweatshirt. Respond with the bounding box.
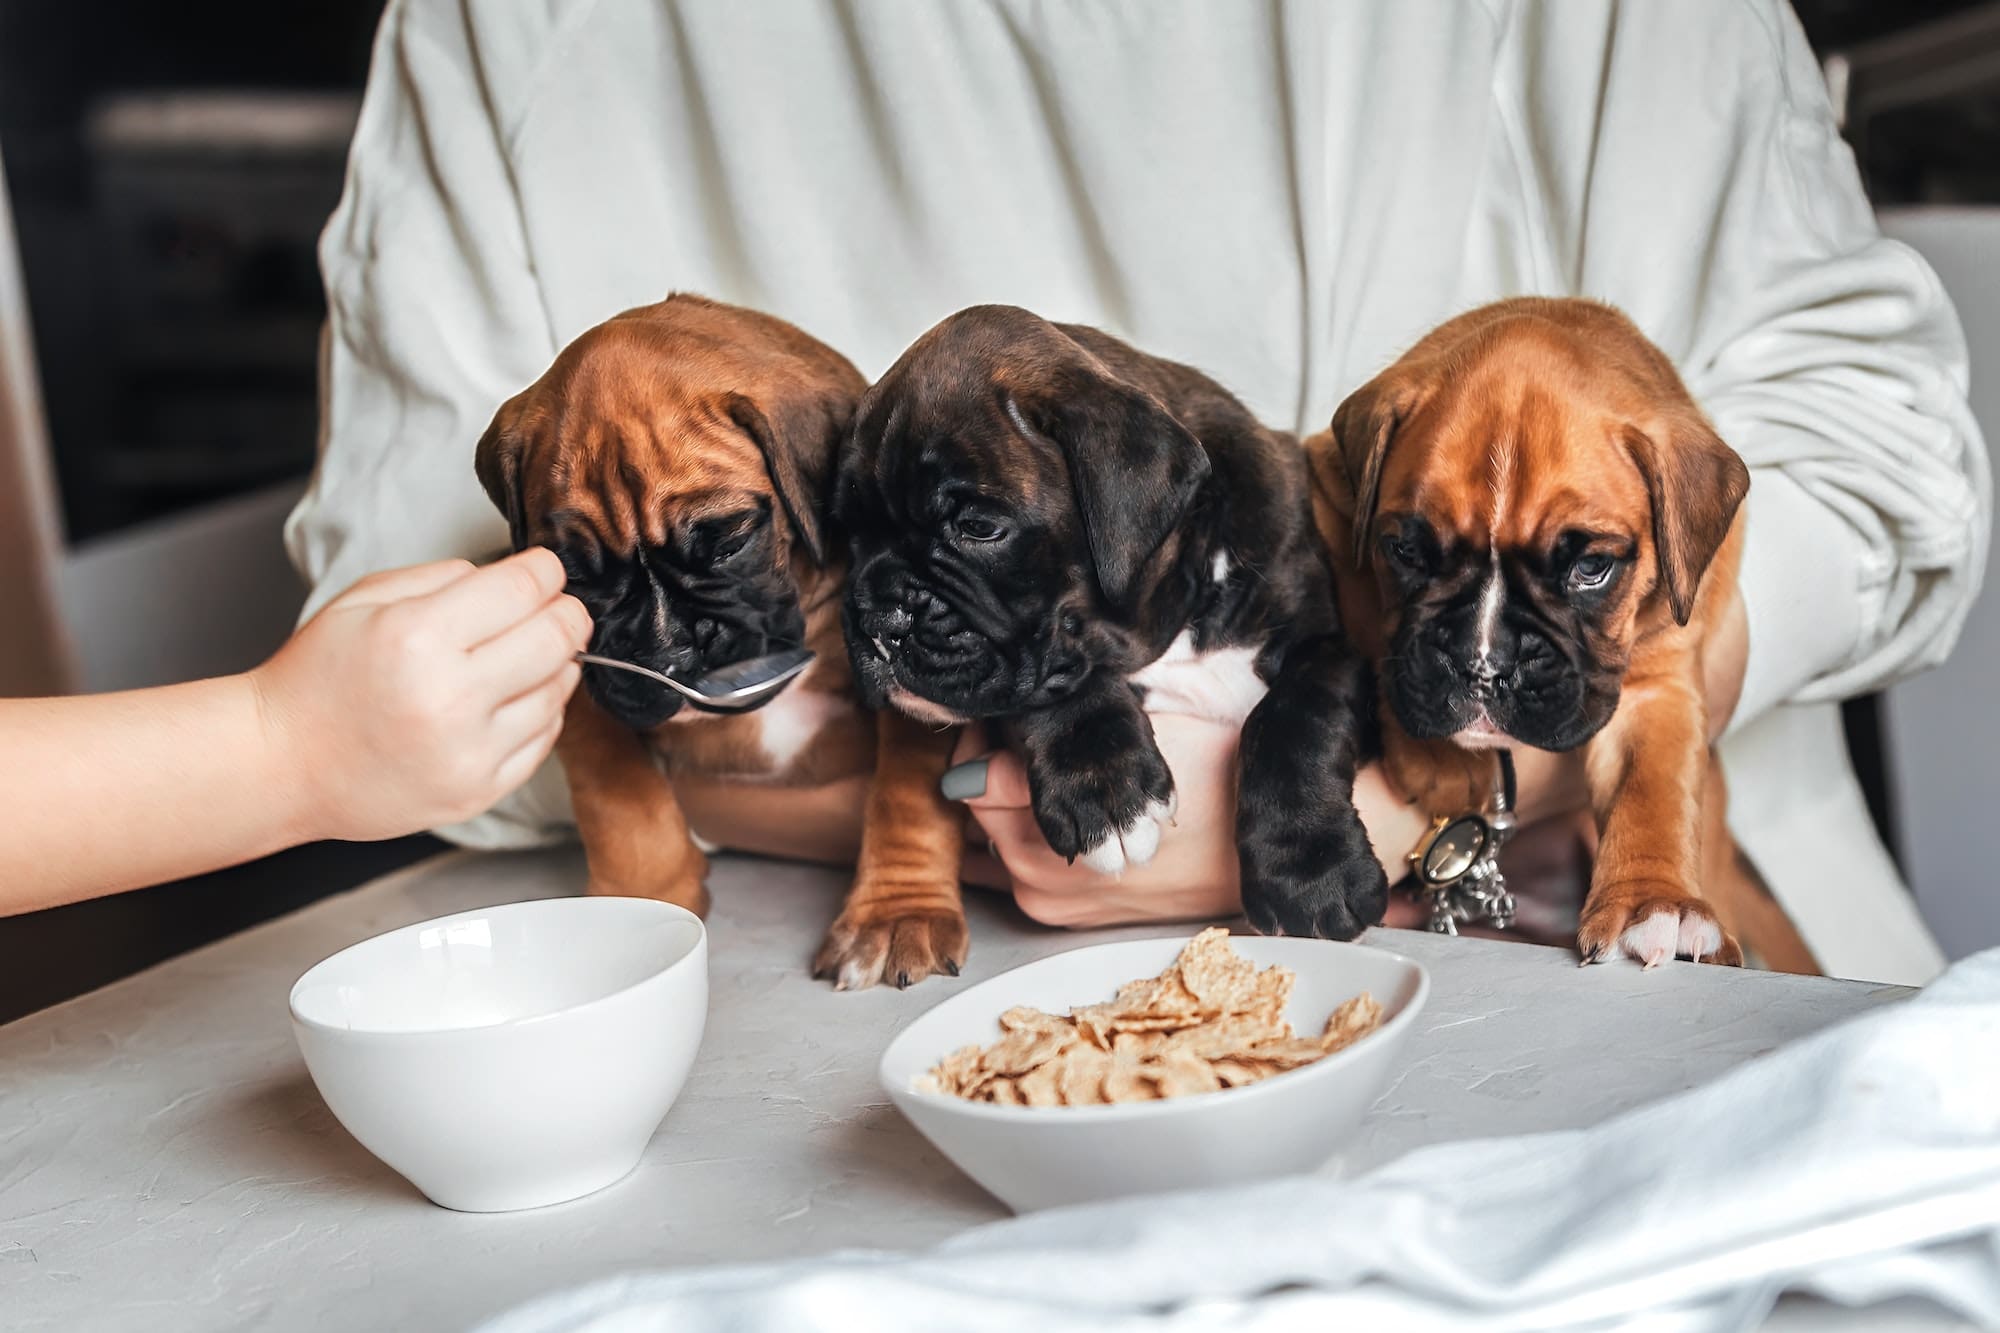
[288,0,1989,983]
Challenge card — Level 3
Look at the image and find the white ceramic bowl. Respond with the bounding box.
[880,934,1428,1213]
[290,896,706,1213]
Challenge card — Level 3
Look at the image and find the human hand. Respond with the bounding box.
[950,715,1433,930]
[250,549,591,842]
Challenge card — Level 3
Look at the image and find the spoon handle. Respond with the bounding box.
[573,652,705,702]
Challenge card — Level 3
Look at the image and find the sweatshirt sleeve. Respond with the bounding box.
[1491,0,1990,728]
[284,0,558,622]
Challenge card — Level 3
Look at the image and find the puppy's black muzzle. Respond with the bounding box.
[584,662,685,730]
[1387,611,1603,752]
[581,599,804,733]
[846,561,1031,719]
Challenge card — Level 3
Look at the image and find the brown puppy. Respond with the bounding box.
[1306,297,1771,968]
[477,295,960,965]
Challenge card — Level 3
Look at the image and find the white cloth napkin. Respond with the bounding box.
[480,951,2000,1333]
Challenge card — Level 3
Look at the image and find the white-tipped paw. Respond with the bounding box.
[1621,909,1723,969]
[1078,798,1176,876]
[1578,892,1743,969]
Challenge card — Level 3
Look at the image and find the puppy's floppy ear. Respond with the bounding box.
[1022,375,1210,617]
[1329,372,1418,569]
[475,395,531,551]
[726,389,845,568]
[1622,416,1750,625]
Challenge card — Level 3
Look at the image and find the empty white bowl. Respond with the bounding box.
[290,896,706,1213]
[880,934,1428,1213]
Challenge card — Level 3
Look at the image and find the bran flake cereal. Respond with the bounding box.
[916,928,1384,1106]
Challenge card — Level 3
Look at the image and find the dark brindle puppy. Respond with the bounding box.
[478,295,961,955]
[833,305,1388,940]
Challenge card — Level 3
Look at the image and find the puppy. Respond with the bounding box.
[478,295,959,956]
[836,305,1387,942]
[1305,297,1762,967]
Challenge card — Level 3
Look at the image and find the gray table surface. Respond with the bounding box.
[0,849,1934,1331]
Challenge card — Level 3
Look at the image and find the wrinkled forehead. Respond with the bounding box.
[1378,373,1652,554]
[863,371,1068,516]
[523,390,766,551]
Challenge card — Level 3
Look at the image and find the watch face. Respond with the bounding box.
[1421,816,1489,885]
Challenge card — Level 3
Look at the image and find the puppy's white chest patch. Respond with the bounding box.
[755,688,849,773]
[1129,631,1269,725]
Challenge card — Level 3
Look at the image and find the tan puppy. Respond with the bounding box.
[477,295,961,984]
[1305,298,1794,968]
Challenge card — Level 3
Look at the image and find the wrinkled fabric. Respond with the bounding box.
[478,949,2000,1333]
[289,0,1987,982]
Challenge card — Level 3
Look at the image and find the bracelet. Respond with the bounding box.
[1405,751,1518,935]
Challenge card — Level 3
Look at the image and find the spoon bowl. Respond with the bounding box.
[575,647,814,714]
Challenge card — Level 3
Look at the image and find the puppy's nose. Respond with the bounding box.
[1469,651,1515,695]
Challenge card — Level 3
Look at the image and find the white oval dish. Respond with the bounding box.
[290,896,707,1213]
[880,934,1428,1213]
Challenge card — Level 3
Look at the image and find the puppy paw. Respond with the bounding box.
[1238,822,1388,941]
[1578,888,1742,969]
[813,902,968,991]
[1031,749,1177,876]
[1079,791,1178,875]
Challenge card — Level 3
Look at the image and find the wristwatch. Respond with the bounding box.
[1406,750,1518,935]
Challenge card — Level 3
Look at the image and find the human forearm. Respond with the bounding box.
[0,552,587,919]
[675,773,869,868]
[0,677,309,915]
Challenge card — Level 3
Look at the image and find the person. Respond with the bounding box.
[0,549,589,918]
[291,1,1988,983]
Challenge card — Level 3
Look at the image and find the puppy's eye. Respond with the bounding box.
[711,532,753,564]
[1381,536,1423,571]
[954,514,1007,543]
[1569,553,1616,590]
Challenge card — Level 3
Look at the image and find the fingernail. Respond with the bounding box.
[939,758,989,801]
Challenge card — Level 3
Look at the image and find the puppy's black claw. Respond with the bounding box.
[943,959,961,977]
[895,970,911,990]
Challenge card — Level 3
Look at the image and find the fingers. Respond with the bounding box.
[959,847,1014,891]
[329,558,478,611]
[949,724,995,766]
[946,749,1032,810]
[493,712,565,794]
[472,593,593,700]
[967,804,1091,884]
[491,661,582,753]
[418,547,570,648]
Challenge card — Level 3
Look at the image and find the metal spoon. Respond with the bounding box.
[574,647,815,714]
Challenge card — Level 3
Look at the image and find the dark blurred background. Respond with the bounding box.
[1,2,381,540]
[1,0,1996,1020]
